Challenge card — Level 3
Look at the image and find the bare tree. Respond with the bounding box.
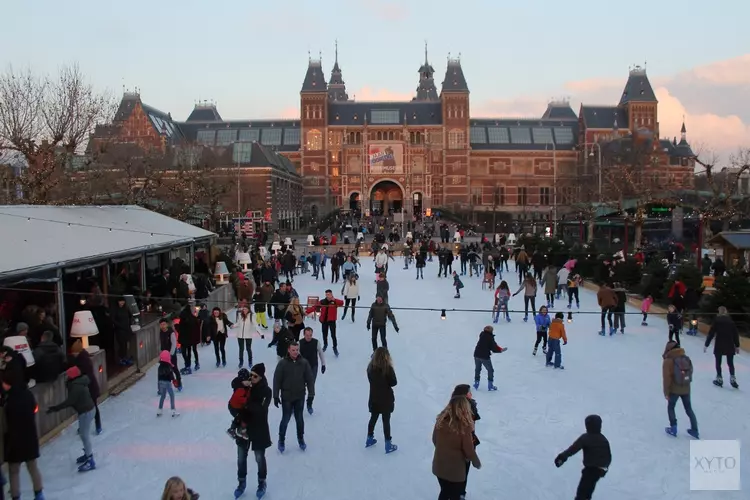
[693,148,750,231]
[0,64,115,203]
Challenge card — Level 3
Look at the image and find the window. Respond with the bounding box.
[540,187,551,206]
[216,129,237,146]
[487,127,509,144]
[448,129,464,149]
[284,128,300,145]
[370,109,400,124]
[495,186,505,206]
[518,187,527,206]
[471,187,482,205]
[196,130,215,146]
[306,129,323,150]
[376,131,383,141]
[532,128,553,145]
[239,129,260,142]
[388,131,394,141]
[233,142,252,163]
[262,128,282,146]
[509,127,532,144]
[470,127,487,144]
[410,131,422,144]
[347,132,362,145]
[332,167,339,177]
[553,128,574,144]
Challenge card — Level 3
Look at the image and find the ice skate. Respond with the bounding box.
[194,363,200,371]
[598,330,606,336]
[298,439,307,451]
[75,449,88,464]
[532,346,537,356]
[730,376,739,389]
[665,425,677,437]
[713,377,723,387]
[365,435,377,448]
[385,440,398,454]
[687,429,700,439]
[256,480,267,499]
[333,347,339,357]
[278,441,285,453]
[234,479,246,499]
[542,346,547,354]
[641,321,647,326]
[523,316,528,322]
[487,381,497,391]
[157,409,163,417]
[172,410,179,417]
[77,455,96,472]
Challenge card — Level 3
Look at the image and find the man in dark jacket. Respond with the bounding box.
[31,330,65,383]
[555,414,612,500]
[158,319,181,389]
[272,343,315,452]
[111,297,133,366]
[270,284,290,327]
[366,296,399,352]
[268,323,295,359]
[705,307,741,388]
[473,326,507,391]
[178,305,201,374]
[235,363,272,499]
[299,327,326,415]
[47,366,97,472]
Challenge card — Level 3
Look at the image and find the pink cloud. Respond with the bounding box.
[352,86,413,102]
[683,54,750,86]
[278,106,299,119]
[359,0,409,21]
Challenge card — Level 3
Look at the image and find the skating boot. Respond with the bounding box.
[238,361,244,368]
[307,403,314,415]
[77,455,96,472]
[194,363,200,371]
[184,366,192,375]
[256,480,267,499]
[34,491,46,500]
[554,365,565,370]
[532,346,538,356]
[157,409,163,417]
[730,376,739,389]
[233,479,246,499]
[713,377,723,387]
[95,425,102,435]
[454,293,460,299]
[641,321,647,326]
[567,304,571,309]
[609,327,616,336]
[76,449,88,464]
[333,347,339,357]
[598,330,606,336]
[216,361,221,368]
[493,316,499,324]
[665,425,677,437]
[542,346,547,354]
[687,429,700,439]
[488,381,497,391]
[278,441,285,453]
[385,440,398,454]
[298,439,307,451]
[620,329,625,335]
[222,360,227,367]
[365,435,377,448]
[322,344,328,352]
[523,316,529,322]
[172,410,179,417]
[472,380,480,390]
[506,316,511,323]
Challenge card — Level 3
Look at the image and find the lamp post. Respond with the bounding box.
[236,157,241,214]
[548,140,557,236]
[587,143,603,202]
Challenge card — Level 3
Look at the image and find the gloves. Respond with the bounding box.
[395,327,400,333]
[268,343,274,348]
[554,455,566,468]
[563,341,567,345]
[366,324,371,330]
[321,365,326,374]
[273,398,280,408]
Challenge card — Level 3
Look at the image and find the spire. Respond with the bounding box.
[679,116,688,145]
[413,42,438,101]
[301,56,327,94]
[424,40,428,66]
[619,65,657,105]
[327,41,349,102]
[440,56,469,94]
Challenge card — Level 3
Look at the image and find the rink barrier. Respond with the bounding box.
[581,281,750,352]
[33,349,108,445]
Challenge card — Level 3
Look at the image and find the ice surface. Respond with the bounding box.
[26,260,749,499]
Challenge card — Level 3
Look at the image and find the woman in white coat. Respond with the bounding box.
[234,305,254,368]
[341,274,360,322]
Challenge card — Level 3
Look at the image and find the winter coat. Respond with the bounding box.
[376,279,389,301]
[542,268,558,294]
[662,345,691,397]
[557,415,611,469]
[515,281,537,297]
[299,337,324,372]
[159,328,178,356]
[273,355,315,402]
[49,375,95,415]
[641,297,653,313]
[597,287,618,309]
[453,275,464,289]
[234,315,254,340]
[557,267,570,286]
[72,349,101,401]
[271,290,290,318]
[259,283,274,303]
[342,281,359,299]
[375,253,388,268]
[416,253,426,268]
[253,294,266,313]
[667,312,682,333]
[3,384,40,463]
[613,289,627,312]
[209,313,233,338]
[31,341,65,383]
[306,298,343,323]
[244,376,272,451]
[269,326,295,358]
[367,302,398,329]
[367,365,397,414]
[178,310,202,346]
[432,424,481,483]
[285,307,305,329]
[157,361,178,382]
[111,305,132,339]
[705,315,740,356]
[534,313,551,332]
[548,319,567,342]
[473,329,504,359]
[260,266,276,284]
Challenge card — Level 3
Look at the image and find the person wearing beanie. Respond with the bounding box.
[157,350,180,418]
[47,365,97,472]
[451,384,481,499]
[69,339,103,434]
[472,326,507,391]
[662,340,699,438]
[234,363,272,499]
[555,414,612,499]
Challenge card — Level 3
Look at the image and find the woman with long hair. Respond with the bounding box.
[285,297,306,341]
[161,476,199,499]
[493,280,511,323]
[366,347,398,453]
[235,305,254,368]
[341,273,359,322]
[209,306,234,367]
[432,396,481,500]
[512,272,538,322]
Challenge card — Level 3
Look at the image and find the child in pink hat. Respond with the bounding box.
[157,350,180,417]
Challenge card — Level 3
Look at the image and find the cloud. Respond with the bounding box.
[359,0,409,21]
[352,86,413,102]
[278,106,299,119]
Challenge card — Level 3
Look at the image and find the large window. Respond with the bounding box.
[196,130,215,146]
[306,129,323,150]
[284,128,300,146]
[518,187,528,206]
[471,187,482,205]
[216,129,237,146]
[470,127,487,144]
[540,187,551,206]
[233,142,252,163]
[495,186,505,206]
[239,129,260,142]
[261,128,282,146]
[487,127,509,144]
[448,129,465,149]
[370,109,400,124]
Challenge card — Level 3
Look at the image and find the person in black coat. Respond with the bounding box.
[704,307,741,388]
[235,363,272,498]
[31,330,66,383]
[178,305,201,373]
[452,384,481,498]
[1,347,28,386]
[111,297,133,366]
[472,326,507,391]
[70,339,103,434]
[1,370,44,499]
[555,414,612,500]
[208,307,233,367]
[365,347,398,453]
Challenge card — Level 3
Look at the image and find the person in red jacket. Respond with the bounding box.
[305,290,344,356]
[668,280,687,313]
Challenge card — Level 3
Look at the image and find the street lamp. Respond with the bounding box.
[588,143,603,203]
[548,140,557,236]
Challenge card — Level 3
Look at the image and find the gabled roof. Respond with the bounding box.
[441,59,469,93]
[542,101,577,121]
[708,231,750,250]
[186,104,223,122]
[179,120,301,152]
[113,92,141,122]
[580,105,628,129]
[619,67,657,105]
[301,60,327,93]
[141,103,185,143]
[328,101,442,126]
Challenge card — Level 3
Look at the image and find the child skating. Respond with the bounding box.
[156,350,180,417]
[472,325,507,391]
[453,271,464,298]
[546,312,568,369]
[533,306,551,355]
[493,281,511,323]
[641,295,653,326]
[666,305,682,345]
[555,414,612,499]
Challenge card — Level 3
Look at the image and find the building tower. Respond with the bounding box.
[413,43,438,101]
[300,56,330,214]
[440,55,470,206]
[619,65,658,136]
[327,41,349,102]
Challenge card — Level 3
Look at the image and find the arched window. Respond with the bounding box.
[306,129,322,150]
[448,129,464,149]
[388,131,394,141]
[415,131,422,144]
[377,131,383,140]
[355,132,361,144]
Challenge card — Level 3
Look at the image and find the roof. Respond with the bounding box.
[328,101,442,126]
[186,105,223,122]
[441,59,469,93]
[468,119,579,150]
[541,102,577,121]
[707,231,750,250]
[619,67,657,105]
[301,61,327,93]
[179,120,301,152]
[0,205,214,280]
[580,105,628,129]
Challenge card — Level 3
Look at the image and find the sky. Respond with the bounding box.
[3,0,749,159]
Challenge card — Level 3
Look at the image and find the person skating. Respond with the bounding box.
[252,290,268,331]
[493,281,511,323]
[554,414,611,500]
[46,366,97,472]
[542,264,557,308]
[432,396,481,500]
[472,325,507,391]
[299,327,326,415]
[69,339,102,434]
[415,250,426,279]
[662,340,699,438]
[268,322,295,360]
[596,282,618,336]
[374,248,388,276]
[452,271,464,298]
[341,274,359,322]
[270,283,290,327]
[567,274,582,309]
[155,351,180,417]
[272,342,315,452]
[666,304,682,345]
[704,306,740,388]
[513,273,537,322]
[641,295,653,326]
[366,296,399,352]
[209,307,234,367]
[178,304,201,374]
[612,283,627,334]
[285,297,306,342]
[305,290,344,355]
[234,364,272,499]
[158,318,182,390]
[235,305,254,368]
[533,306,551,355]
[451,384,480,499]
[365,347,398,453]
[546,312,567,368]
[376,273,390,304]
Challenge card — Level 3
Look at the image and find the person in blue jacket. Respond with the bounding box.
[533,306,551,356]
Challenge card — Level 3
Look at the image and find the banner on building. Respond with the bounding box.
[368,144,403,174]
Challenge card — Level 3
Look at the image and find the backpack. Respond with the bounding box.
[673,355,693,385]
[229,387,250,409]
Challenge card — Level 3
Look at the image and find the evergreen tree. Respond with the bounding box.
[702,270,750,331]
[662,263,704,299]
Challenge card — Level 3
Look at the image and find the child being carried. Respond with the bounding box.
[227,368,253,439]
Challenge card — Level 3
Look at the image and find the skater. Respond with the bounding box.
[666,304,682,345]
[432,396,482,500]
[341,274,359,321]
[235,364,272,499]
[612,283,627,334]
[235,305,254,368]
[567,274,581,309]
[472,326,507,391]
[704,306,741,388]
[252,290,268,330]
[596,283,617,335]
[641,295,653,326]
[366,296,400,352]
[375,248,388,276]
[554,414,611,500]
[415,250,426,279]
[209,307,233,368]
[299,327,326,414]
[270,282,290,327]
[452,271,464,298]
[285,297,306,343]
[305,290,344,355]
[662,341,699,438]
[272,342,315,452]
[376,272,390,304]
[268,322,295,360]
[227,368,252,440]
[177,304,201,374]
[46,366,97,472]
[70,339,102,434]
[161,476,200,499]
[533,306,551,355]
[546,312,567,368]
[513,273,538,321]
[493,281,511,323]
[155,351,180,417]
[542,264,557,308]
[158,319,182,390]
[556,265,570,300]
[366,347,398,453]
[451,384,480,499]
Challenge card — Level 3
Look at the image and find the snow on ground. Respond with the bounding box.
[25,258,750,499]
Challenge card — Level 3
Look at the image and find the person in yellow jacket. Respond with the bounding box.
[546,312,568,369]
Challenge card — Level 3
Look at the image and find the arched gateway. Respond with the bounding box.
[370,181,403,215]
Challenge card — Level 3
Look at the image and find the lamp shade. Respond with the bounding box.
[306,235,314,242]
[214,261,229,276]
[406,232,413,240]
[237,253,251,265]
[3,336,35,367]
[271,242,281,251]
[284,237,293,246]
[70,310,100,354]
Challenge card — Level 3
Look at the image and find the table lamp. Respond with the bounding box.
[70,310,100,354]
[307,235,314,246]
[237,252,251,271]
[406,231,413,240]
[284,237,293,247]
[214,261,230,283]
[271,241,281,251]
